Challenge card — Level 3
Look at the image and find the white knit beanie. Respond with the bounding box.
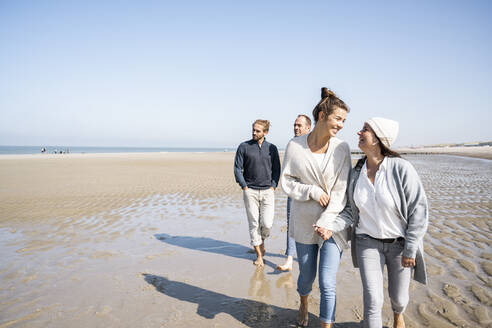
[366,117,399,148]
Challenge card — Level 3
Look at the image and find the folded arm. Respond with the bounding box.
[315,149,352,233]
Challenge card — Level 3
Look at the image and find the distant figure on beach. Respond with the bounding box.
[343,118,428,328]
[41,147,46,153]
[276,114,311,272]
[234,119,281,267]
[280,88,352,328]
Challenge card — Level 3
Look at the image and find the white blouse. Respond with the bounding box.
[312,152,327,169]
[354,157,405,239]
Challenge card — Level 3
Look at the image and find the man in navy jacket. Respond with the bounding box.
[234,119,280,267]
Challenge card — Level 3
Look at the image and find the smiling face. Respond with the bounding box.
[293,116,311,137]
[357,122,379,152]
[318,107,347,138]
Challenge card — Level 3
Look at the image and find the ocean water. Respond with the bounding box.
[0,145,233,155]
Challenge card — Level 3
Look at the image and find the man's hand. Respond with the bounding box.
[401,256,415,268]
[313,225,333,241]
[243,186,248,191]
[319,192,330,207]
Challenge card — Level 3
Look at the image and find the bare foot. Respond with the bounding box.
[253,257,264,267]
[253,245,264,266]
[276,256,293,271]
[276,263,292,271]
[260,242,266,256]
[394,312,405,328]
[297,296,309,327]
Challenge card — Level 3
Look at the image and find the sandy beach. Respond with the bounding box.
[0,151,491,327]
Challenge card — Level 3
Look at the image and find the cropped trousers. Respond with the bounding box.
[243,188,275,246]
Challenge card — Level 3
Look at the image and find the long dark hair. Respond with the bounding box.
[375,134,401,158]
[357,134,401,168]
[312,87,349,123]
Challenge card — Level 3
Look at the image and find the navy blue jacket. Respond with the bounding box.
[234,139,281,190]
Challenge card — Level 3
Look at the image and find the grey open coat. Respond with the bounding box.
[339,156,429,284]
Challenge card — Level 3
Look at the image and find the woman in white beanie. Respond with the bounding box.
[338,118,428,328]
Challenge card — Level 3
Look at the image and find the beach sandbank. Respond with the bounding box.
[0,153,491,327]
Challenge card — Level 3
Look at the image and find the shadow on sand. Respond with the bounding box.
[154,233,284,271]
[142,273,361,328]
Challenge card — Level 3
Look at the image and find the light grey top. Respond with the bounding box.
[340,156,429,284]
[280,134,352,249]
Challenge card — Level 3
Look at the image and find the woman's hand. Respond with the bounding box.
[319,192,330,207]
[401,256,415,268]
[313,225,333,240]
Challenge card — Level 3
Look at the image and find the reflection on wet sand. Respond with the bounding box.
[249,267,272,300]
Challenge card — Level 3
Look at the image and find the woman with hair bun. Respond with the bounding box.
[341,118,428,328]
[280,88,353,327]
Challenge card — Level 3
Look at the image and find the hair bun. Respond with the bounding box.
[321,87,335,100]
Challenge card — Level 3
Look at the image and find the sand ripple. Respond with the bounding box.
[0,153,491,327]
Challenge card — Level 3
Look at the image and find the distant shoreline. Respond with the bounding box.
[394,146,492,160]
[1,145,491,161]
[349,145,492,161]
[0,145,233,156]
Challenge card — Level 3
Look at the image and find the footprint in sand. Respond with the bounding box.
[427,290,473,327]
[443,283,475,319]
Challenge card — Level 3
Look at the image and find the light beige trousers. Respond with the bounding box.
[243,188,275,246]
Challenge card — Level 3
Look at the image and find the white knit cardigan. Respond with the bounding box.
[280,134,353,249]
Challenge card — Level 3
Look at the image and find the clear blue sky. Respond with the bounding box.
[1,0,491,149]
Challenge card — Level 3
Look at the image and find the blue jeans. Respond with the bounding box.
[285,198,296,257]
[296,238,342,324]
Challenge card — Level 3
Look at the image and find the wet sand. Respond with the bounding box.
[0,152,491,327]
